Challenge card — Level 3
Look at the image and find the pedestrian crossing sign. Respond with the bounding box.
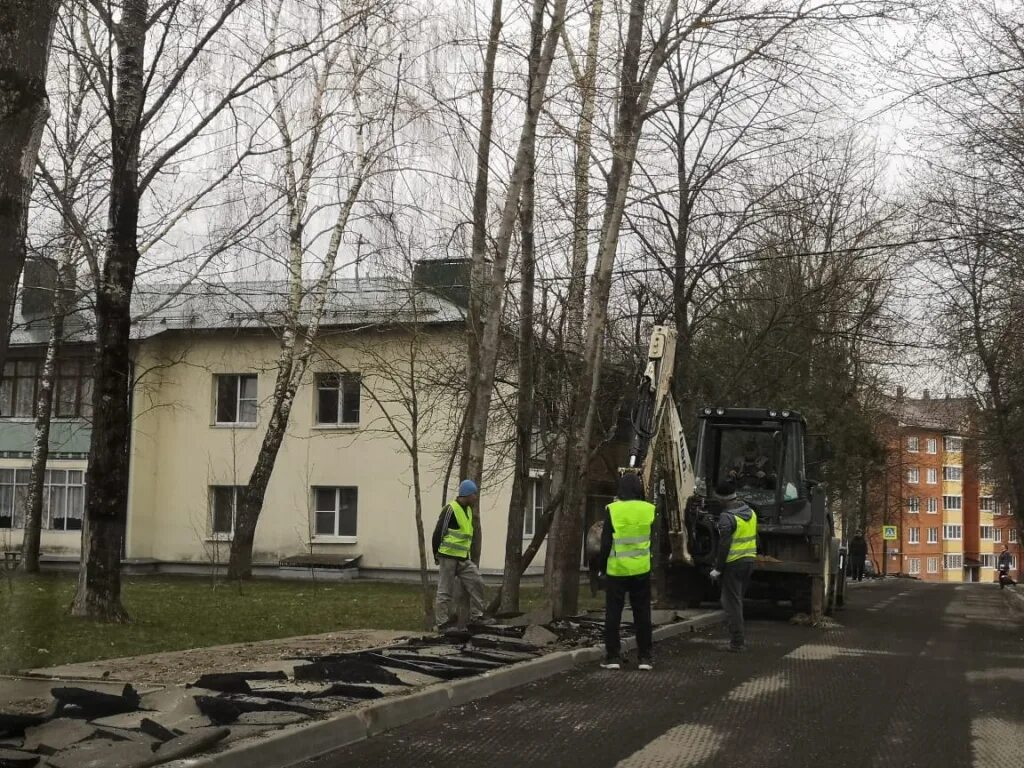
[882,525,898,541]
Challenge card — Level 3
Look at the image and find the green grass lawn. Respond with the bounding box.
[0,573,597,673]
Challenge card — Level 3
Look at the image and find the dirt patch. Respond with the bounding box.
[26,630,411,686]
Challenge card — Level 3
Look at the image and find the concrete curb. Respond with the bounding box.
[165,610,724,768]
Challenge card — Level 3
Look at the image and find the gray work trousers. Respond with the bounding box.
[435,556,487,625]
[721,559,754,647]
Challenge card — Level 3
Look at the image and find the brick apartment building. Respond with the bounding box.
[864,390,1021,584]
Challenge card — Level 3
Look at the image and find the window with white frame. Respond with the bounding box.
[926,497,938,514]
[981,554,996,569]
[926,468,938,485]
[1011,529,1019,544]
[1011,555,1018,570]
[0,359,93,419]
[908,527,920,544]
[210,486,242,536]
[907,436,919,452]
[907,468,920,484]
[315,373,361,426]
[980,497,995,512]
[943,495,962,511]
[523,478,545,537]
[0,468,28,528]
[927,556,940,573]
[43,469,86,531]
[942,465,962,482]
[943,524,962,540]
[995,528,1002,543]
[908,557,921,575]
[944,436,962,452]
[907,496,920,513]
[926,438,938,454]
[944,553,963,570]
[980,526,994,540]
[313,487,358,539]
[215,374,257,424]
[0,468,85,530]
[927,527,938,544]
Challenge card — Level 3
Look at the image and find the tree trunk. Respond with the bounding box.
[0,0,59,368]
[19,260,71,573]
[228,342,298,579]
[672,96,695,418]
[547,0,675,618]
[499,26,540,611]
[488,489,562,613]
[411,433,432,629]
[461,0,569,484]
[460,0,504,482]
[460,0,567,573]
[565,0,603,350]
[72,0,148,623]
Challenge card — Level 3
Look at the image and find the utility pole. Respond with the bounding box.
[882,455,889,577]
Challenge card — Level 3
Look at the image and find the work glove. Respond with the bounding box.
[709,569,721,581]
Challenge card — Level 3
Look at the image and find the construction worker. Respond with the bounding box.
[432,480,492,630]
[709,479,758,652]
[597,473,656,670]
[728,439,773,489]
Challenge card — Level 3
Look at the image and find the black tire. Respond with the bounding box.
[791,579,812,615]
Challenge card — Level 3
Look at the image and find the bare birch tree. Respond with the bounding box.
[227,0,409,578]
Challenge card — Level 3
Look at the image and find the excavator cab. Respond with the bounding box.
[692,408,807,522]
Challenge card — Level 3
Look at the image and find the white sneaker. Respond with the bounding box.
[638,659,654,671]
[600,658,621,670]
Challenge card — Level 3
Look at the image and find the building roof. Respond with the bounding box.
[888,394,974,433]
[9,277,466,349]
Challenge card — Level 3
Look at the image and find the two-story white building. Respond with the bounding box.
[0,259,560,578]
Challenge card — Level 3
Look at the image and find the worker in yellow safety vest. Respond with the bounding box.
[431,479,493,631]
[596,473,656,671]
[709,479,759,652]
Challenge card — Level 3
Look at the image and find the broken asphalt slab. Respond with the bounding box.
[160,609,723,768]
[0,747,40,767]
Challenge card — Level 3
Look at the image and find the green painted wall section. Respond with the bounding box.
[0,420,91,457]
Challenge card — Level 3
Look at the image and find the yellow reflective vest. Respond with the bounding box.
[607,499,656,577]
[726,508,758,563]
[438,500,473,559]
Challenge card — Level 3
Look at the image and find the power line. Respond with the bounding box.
[519,226,1024,286]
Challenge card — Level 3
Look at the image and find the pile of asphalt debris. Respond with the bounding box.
[0,619,594,768]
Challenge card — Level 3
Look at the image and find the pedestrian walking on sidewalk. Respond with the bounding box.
[998,545,1016,590]
[709,479,758,652]
[432,480,491,630]
[849,530,867,582]
[597,473,656,671]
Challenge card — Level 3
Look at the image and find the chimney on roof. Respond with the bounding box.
[20,256,66,319]
[896,386,905,402]
[413,259,471,308]
[923,389,930,400]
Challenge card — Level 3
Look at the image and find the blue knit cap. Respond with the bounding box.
[458,479,479,497]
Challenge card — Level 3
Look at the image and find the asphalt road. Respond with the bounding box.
[296,579,1024,768]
